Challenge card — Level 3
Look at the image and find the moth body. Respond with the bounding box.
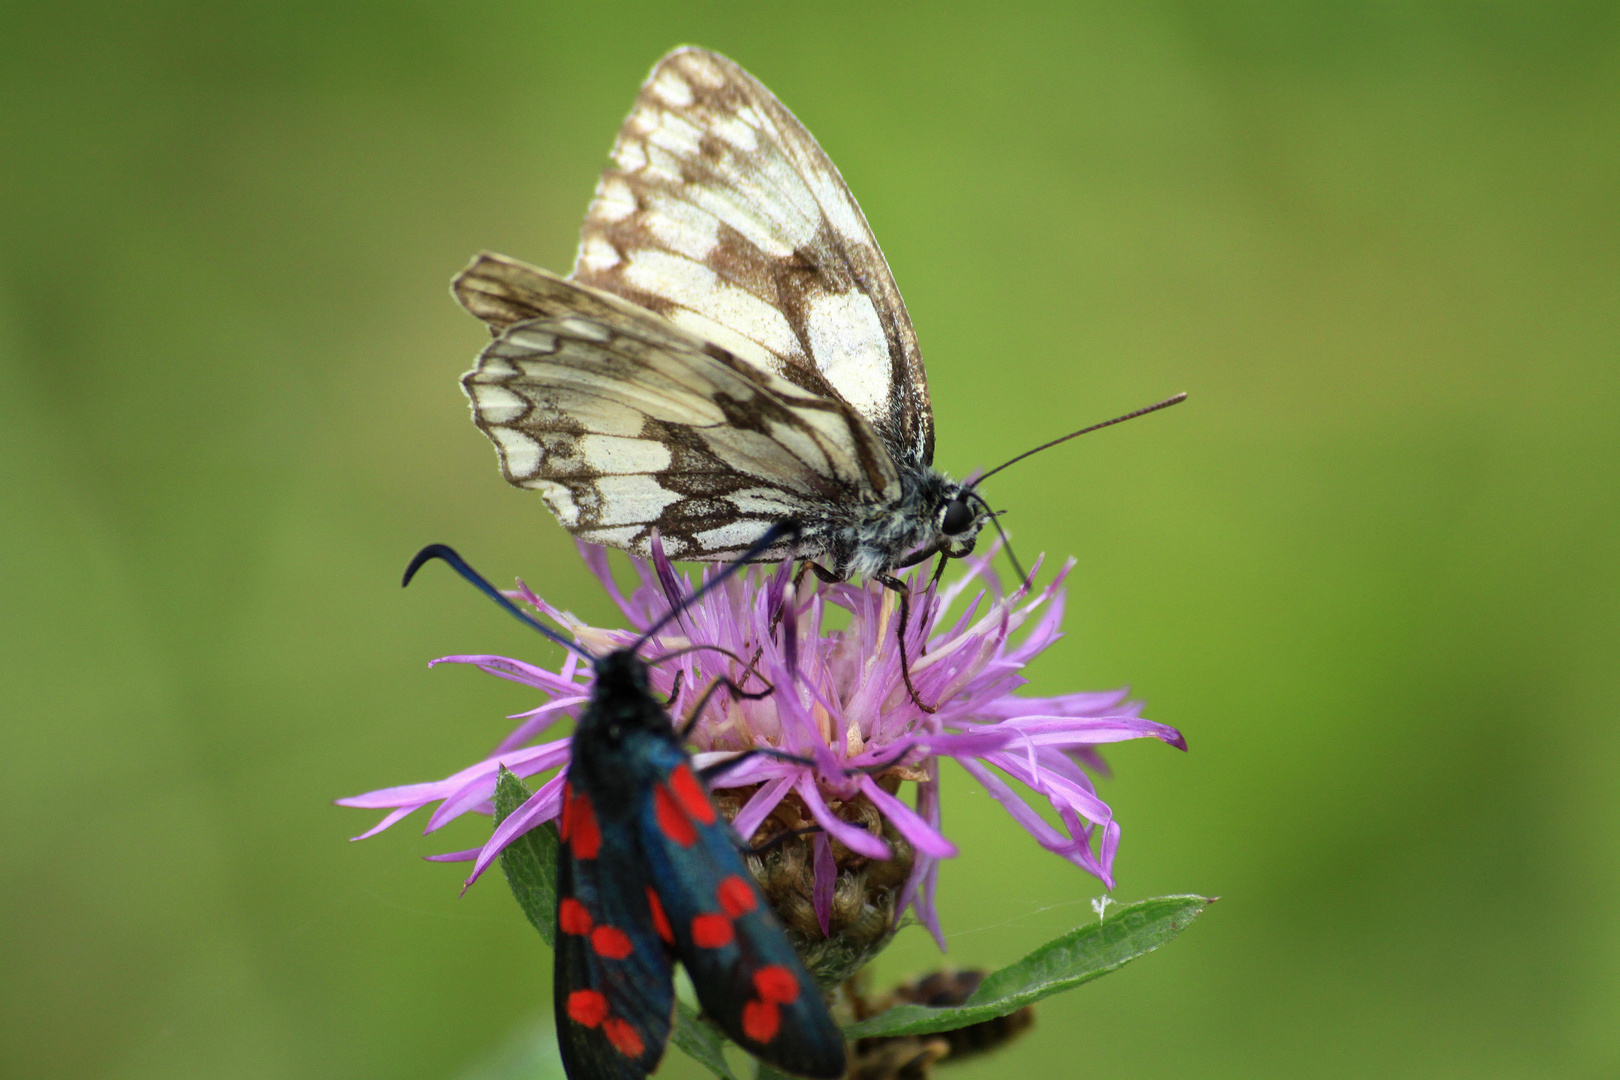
[556,647,847,1080]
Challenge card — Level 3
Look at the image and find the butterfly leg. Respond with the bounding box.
[876,573,937,714]
[678,674,775,741]
[769,560,842,635]
[663,668,686,710]
[891,541,951,658]
[805,561,842,585]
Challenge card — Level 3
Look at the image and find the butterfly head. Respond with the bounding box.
[935,486,988,555]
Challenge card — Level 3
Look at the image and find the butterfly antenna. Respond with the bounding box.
[403,544,597,661]
[969,492,1030,590]
[631,521,802,652]
[968,392,1187,489]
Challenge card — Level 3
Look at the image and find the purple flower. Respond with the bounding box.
[339,540,1184,949]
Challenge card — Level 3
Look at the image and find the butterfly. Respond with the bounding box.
[403,524,847,1080]
[455,46,987,584]
[452,47,1184,705]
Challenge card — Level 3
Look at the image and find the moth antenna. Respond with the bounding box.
[968,392,1187,489]
[632,520,802,652]
[402,544,597,661]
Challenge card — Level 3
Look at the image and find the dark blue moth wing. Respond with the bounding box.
[637,744,847,1079]
[554,783,675,1080]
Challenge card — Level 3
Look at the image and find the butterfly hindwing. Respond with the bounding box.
[553,784,675,1080]
[458,255,900,561]
[637,749,846,1079]
[572,46,934,468]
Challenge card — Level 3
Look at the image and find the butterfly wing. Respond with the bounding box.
[553,787,676,1080]
[570,46,934,469]
[457,254,900,561]
[637,752,846,1079]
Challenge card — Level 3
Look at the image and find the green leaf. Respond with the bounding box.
[493,767,560,948]
[670,1002,739,1080]
[841,894,1212,1039]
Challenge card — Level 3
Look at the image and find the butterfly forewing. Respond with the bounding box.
[459,255,900,560]
[571,46,933,467]
[637,750,845,1079]
[455,48,989,582]
[554,794,675,1080]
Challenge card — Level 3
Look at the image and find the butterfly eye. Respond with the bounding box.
[940,497,975,536]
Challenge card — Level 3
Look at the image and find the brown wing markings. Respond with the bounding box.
[454,253,690,342]
[458,249,902,555]
[476,341,872,502]
[570,47,934,466]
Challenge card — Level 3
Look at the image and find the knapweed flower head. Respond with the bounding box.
[341,540,1184,972]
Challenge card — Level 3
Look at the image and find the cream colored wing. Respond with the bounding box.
[569,47,934,468]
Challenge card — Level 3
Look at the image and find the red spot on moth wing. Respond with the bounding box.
[742,998,781,1044]
[559,898,594,936]
[654,784,698,847]
[645,886,674,944]
[690,912,734,949]
[569,793,601,858]
[752,965,800,1005]
[590,925,633,960]
[558,782,573,840]
[566,989,608,1028]
[603,1017,645,1058]
[668,764,717,824]
[717,874,757,918]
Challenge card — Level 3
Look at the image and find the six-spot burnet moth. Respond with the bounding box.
[403,522,847,1080]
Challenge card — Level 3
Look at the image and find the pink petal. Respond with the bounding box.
[857,775,956,858]
[461,770,568,889]
[425,741,572,833]
[813,833,835,938]
[991,714,1186,749]
[795,776,891,860]
[731,775,796,840]
[915,856,945,951]
[348,804,419,841]
[431,654,584,696]
[424,847,480,863]
[493,696,589,754]
[982,749,1114,826]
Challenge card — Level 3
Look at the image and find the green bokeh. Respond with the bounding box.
[3,3,1616,1078]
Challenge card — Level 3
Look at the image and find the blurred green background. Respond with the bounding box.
[3,2,1617,1078]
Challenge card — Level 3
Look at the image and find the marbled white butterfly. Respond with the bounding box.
[455,47,1182,593]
